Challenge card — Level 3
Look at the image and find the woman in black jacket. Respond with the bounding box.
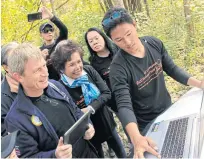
[84,27,120,113]
[85,28,118,99]
[51,40,126,158]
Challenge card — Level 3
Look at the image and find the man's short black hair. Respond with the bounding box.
[102,7,133,38]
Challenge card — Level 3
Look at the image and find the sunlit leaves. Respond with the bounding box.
[1,0,204,66]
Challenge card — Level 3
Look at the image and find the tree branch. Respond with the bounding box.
[56,0,69,10]
[22,0,42,42]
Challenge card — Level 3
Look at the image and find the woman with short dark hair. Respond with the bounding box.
[51,39,126,158]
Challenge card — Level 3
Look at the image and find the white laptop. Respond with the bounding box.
[145,90,204,158]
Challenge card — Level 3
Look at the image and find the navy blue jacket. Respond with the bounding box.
[1,76,17,136]
[5,80,87,158]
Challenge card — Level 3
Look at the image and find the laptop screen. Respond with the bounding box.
[199,90,204,156]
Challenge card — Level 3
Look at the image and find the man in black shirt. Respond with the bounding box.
[39,6,68,80]
[102,7,204,158]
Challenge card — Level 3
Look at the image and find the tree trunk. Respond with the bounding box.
[129,0,142,14]
[98,0,106,13]
[134,0,142,13]
[99,0,114,11]
[127,0,131,12]
[106,0,114,9]
[112,0,124,8]
[183,0,194,37]
[98,0,142,14]
[123,0,129,11]
[143,0,150,18]
[103,0,110,11]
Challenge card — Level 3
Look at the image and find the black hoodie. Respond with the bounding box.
[40,16,68,80]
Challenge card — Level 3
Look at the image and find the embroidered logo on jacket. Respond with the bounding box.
[136,59,163,90]
[31,115,42,126]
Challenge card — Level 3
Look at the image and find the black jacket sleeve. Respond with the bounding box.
[84,66,111,111]
[1,94,14,136]
[151,37,191,85]
[50,16,68,44]
[109,62,137,128]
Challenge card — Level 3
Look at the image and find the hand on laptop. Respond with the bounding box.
[133,135,161,159]
[84,124,95,140]
[55,137,72,158]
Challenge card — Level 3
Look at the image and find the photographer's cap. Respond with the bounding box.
[1,130,19,158]
[39,22,54,33]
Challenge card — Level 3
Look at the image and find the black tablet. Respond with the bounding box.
[63,106,94,145]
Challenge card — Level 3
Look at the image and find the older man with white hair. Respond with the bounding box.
[1,42,19,137]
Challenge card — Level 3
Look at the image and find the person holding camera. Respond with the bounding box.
[39,6,68,80]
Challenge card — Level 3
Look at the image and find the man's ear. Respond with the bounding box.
[12,72,22,83]
[2,65,8,72]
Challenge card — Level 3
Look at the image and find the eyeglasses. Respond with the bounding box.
[102,11,122,27]
[42,27,54,33]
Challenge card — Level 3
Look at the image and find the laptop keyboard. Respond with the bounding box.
[161,117,189,158]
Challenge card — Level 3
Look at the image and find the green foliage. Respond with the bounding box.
[58,0,104,60]
[135,0,204,70]
[1,0,204,66]
[1,0,41,45]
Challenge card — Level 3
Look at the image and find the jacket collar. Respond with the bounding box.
[16,84,42,116]
[16,82,71,115]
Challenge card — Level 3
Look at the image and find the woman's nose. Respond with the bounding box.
[93,39,98,45]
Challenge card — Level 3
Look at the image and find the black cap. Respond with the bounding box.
[39,22,54,33]
[1,130,19,158]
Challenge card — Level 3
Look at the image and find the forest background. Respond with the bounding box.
[1,0,204,153]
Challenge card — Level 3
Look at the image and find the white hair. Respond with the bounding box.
[8,43,44,75]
